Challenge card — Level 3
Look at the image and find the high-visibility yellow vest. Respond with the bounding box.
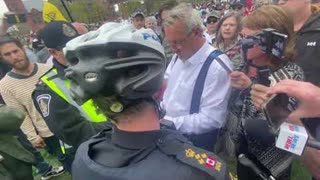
[40,69,107,123]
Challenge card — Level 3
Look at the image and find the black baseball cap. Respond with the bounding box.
[40,21,79,49]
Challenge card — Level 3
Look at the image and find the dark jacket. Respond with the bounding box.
[295,12,320,142]
[72,126,228,180]
[0,105,35,180]
[295,12,320,86]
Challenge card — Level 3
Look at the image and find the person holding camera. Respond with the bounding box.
[230,5,305,180]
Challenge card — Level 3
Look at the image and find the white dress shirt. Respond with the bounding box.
[162,42,232,135]
[203,32,216,44]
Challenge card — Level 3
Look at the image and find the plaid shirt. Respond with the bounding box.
[213,37,241,70]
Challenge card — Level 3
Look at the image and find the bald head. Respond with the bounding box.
[72,22,89,35]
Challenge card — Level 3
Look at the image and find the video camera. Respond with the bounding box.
[240,28,288,60]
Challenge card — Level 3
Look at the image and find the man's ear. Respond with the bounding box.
[193,27,203,36]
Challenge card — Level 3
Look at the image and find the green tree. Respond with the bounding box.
[49,0,112,23]
[118,1,141,17]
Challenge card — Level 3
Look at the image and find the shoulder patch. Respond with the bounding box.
[176,143,227,179]
[157,131,228,179]
[36,94,51,117]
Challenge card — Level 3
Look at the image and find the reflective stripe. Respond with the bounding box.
[59,140,66,155]
[40,69,107,122]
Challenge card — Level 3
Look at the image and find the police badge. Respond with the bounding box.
[36,94,52,117]
[62,23,77,37]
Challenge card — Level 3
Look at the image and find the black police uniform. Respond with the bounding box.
[72,125,228,180]
[32,59,107,149]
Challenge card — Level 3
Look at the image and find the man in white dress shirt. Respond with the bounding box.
[162,3,232,151]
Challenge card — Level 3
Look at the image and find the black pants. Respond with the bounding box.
[185,128,219,151]
[43,136,75,172]
[17,131,75,173]
[17,130,52,175]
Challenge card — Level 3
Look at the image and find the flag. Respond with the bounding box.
[43,2,67,23]
[205,156,216,168]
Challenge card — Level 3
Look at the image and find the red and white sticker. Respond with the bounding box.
[205,156,216,168]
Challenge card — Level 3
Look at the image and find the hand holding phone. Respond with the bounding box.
[262,93,290,133]
[230,71,252,90]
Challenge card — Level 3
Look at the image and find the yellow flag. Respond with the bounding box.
[43,2,67,23]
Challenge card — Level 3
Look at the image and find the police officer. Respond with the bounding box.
[32,21,107,149]
[64,22,228,180]
[0,105,36,180]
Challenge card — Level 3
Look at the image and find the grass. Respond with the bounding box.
[34,150,311,180]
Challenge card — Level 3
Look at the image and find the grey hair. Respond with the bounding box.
[145,16,157,24]
[163,3,204,35]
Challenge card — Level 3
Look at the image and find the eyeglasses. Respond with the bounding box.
[207,18,218,24]
[167,31,193,49]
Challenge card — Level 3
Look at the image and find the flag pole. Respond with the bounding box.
[60,0,74,22]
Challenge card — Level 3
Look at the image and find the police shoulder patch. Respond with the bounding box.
[176,143,227,179]
[157,131,228,179]
[36,94,51,117]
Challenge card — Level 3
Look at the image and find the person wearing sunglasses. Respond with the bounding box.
[231,2,246,16]
[204,11,220,44]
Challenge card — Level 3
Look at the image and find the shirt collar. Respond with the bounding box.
[52,58,67,79]
[111,127,162,150]
[7,63,38,79]
[187,42,213,65]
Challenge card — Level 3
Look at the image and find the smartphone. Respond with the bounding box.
[262,93,291,133]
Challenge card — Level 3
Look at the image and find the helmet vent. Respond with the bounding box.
[84,72,98,82]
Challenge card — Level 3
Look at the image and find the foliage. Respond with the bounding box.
[49,0,113,23]
[118,1,141,18]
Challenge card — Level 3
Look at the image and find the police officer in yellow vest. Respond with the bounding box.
[32,21,108,149]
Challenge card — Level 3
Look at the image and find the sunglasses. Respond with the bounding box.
[207,17,218,24]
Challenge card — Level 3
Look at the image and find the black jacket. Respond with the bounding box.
[295,12,320,86]
[72,127,228,180]
[296,12,320,180]
[295,12,320,141]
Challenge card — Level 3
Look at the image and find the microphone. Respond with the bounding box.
[275,122,320,156]
[238,154,276,180]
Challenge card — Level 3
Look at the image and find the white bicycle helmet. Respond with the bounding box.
[64,22,166,104]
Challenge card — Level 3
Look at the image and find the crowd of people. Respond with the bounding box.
[0,0,320,180]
